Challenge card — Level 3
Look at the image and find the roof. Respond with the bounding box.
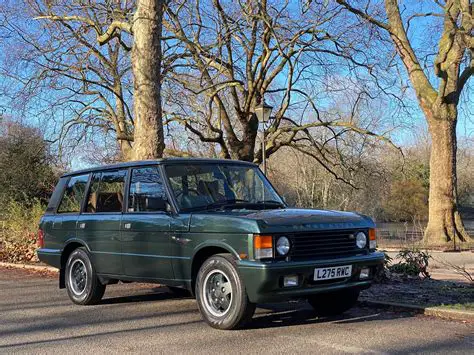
[61,157,258,177]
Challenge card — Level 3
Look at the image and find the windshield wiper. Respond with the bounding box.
[205,199,285,211]
[182,199,284,212]
[256,200,286,208]
[204,199,250,210]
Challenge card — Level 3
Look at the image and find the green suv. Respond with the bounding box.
[37,158,384,329]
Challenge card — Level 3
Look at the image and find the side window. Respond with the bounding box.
[86,170,126,213]
[128,166,167,212]
[57,174,89,213]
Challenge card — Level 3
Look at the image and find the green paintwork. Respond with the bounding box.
[77,213,123,275]
[120,213,174,280]
[37,158,384,302]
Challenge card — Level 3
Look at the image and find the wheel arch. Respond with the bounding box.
[190,243,239,295]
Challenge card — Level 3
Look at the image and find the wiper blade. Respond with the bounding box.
[204,199,250,210]
[256,200,286,208]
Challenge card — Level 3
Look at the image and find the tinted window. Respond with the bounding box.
[86,170,126,213]
[57,175,89,213]
[128,167,167,212]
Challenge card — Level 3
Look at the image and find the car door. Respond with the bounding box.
[121,165,174,281]
[76,170,126,276]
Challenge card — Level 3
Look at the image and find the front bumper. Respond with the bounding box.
[237,252,384,303]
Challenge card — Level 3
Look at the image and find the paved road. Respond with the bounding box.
[0,267,473,354]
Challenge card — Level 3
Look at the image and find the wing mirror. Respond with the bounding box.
[145,197,169,212]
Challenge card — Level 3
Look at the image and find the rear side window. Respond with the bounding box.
[86,170,126,213]
[57,174,89,214]
[128,166,167,212]
[46,177,68,214]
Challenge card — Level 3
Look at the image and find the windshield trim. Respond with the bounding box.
[162,162,286,214]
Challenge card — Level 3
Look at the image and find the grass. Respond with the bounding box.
[438,303,474,311]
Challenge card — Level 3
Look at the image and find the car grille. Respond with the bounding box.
[288,229,367,261]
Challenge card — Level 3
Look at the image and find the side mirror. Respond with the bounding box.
[145,197,168,212]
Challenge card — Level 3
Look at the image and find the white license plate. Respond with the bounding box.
[314,265,352,281]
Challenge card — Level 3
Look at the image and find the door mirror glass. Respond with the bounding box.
[145,197,167,211]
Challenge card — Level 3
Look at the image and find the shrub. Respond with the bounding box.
[374,251,393,282]
[0,199,45,263]
[389,248,431,278]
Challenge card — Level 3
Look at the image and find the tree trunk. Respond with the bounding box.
[424,113,471,247]
[131,0,165,160]
[115,87,133,161]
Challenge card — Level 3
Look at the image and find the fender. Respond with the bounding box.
[191,240,241,261]
[62,237,92,253]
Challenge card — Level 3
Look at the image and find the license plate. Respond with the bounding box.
[314,265,352,281]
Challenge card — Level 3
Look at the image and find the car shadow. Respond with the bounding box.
[246,301,418,330]
[99,286,192,305]
[96,286,419,330]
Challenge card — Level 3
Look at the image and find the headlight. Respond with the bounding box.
[276,236,290,256]
[355,232,367,249]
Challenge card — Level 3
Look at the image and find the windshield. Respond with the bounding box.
[165,163,285,212]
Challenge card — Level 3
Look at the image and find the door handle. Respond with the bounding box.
[78,223,86,229]
[171,236,191,244]
[124,223,131,229]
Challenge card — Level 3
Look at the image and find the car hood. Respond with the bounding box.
[188,208,374,234]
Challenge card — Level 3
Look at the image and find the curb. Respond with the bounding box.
[0,261,58,273]
[359,300,474,322]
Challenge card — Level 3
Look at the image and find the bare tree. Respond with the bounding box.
[15,0,167,160]
[162,0,398,184]
[335,0,473,245]
[131,0,165,159]
[1,1,136,160]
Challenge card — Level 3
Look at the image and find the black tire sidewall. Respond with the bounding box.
[65,248,96,305]
[195,254,252,329]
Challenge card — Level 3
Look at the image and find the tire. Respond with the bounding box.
[65,247,106,305]
[307,289,360,316]
[195,253,256,330]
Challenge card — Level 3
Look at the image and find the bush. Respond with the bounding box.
[389,249,431,278]
[374,251,393,282]
[0,120,58,207]
[0,199,45,263]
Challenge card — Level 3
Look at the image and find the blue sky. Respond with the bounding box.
[0,0,472,170]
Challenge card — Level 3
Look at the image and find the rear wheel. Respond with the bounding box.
[307,289,360,316]
[65,247,106,305]
[195,254,255,330]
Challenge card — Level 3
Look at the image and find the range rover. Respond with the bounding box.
[37,158,384,329]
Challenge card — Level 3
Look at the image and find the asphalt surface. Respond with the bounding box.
[0,267,473,354]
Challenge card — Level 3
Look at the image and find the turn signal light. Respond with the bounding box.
[369,228,377,249]
[254,235,273,259]
[369,229,376,240]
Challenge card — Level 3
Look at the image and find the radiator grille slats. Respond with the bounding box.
[288,229,366,261]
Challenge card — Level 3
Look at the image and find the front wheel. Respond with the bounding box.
[195,254,255,330]
[65,247,106,305]
[308,289,360,316]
